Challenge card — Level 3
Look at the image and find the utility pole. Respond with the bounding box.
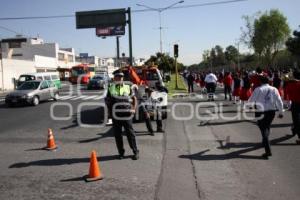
[127,7,133,66]
[0,46,4,91]
[116,36,120,68]
[136,1,184,54]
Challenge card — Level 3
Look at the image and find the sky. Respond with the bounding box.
[0,0,299,66]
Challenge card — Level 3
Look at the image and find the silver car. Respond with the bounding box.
[5,80,59,106]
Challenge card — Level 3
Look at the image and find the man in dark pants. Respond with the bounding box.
[132,84,155,136]
[248,74,284,158]
[223,72,233,101]
[105,70,139,160]
[285,69,300,144]
[187,72,195,93]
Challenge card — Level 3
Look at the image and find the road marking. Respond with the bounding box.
[82,95,99,100]
[58,95,77,100]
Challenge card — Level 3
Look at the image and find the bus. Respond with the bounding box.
[69,64,95,84]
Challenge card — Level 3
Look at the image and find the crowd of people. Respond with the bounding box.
[184,67,300,158]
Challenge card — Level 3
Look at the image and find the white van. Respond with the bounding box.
[17,72,62,89]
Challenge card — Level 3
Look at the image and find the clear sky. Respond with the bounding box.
[0,0,299,65]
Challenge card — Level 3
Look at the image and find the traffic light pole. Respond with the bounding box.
[127,7,133,66]
[175,57,179,89]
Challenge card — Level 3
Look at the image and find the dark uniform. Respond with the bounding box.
[106,71,139,160]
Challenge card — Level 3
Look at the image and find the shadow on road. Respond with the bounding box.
[199,120,255,126]
[78,127,114,143]
[9,155,119,168]
[179,134,295,161]
[61,106,106,130]
[271,123,292,128]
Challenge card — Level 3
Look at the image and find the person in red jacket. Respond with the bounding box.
[240,71,252,109]
[250,67,263,91]
[223,72,233,101]
[285,69,300,144]
[232,73,242,104]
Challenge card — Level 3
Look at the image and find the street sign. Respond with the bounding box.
[96,26,125,37]
[76,9,127,29]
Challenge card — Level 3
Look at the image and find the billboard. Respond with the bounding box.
[96,26,125,37]
[76,9,126,29]
[79,53,89,58]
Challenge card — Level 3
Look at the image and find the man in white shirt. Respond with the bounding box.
[205,71,218,101]
[248,74,284,159]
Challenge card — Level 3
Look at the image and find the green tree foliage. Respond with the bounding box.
[248,9,290,67]
[215,45,226,66]
[225,45,239,64]
[145,52,184,73]
[286,30,300,57]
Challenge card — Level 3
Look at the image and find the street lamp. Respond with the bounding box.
[136,1,184,53]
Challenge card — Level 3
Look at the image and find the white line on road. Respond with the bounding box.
[58,95,77,100]
[82,95,99,100]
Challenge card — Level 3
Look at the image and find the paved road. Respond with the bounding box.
[0,83,299,200]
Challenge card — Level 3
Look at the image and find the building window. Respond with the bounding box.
[68,55,73,62]
[58,53,65,61]
[9,42,21,48]
[12,54,23,57]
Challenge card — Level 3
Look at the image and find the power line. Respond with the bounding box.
[0,0,249,20]
[0,25,21,35]
[133,0,249,13]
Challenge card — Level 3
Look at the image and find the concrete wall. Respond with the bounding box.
[1,42,57,60]
[34,55,57,69]
[0,59,36,91]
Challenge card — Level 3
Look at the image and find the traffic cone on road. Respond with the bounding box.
[85,150,103,182]
[45,128,57,151]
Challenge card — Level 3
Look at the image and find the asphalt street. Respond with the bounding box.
[0,83,299,200]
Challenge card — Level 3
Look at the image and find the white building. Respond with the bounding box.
[0,35,77,90]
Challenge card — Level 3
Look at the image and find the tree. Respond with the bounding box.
[225,45,239,64]
[214,45,226,66]
[253,10,290,67]
[145,52,183,73]
[286,30,300,57]
[241,9,290,67]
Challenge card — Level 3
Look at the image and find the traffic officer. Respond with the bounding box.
[285,69,300,144]
[105,70,139,160]
[248,74,284,159]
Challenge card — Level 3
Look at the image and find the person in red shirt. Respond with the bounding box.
[285,69,300,144]
[223,72,233,101]
[240,72,252,108]
[250,67,263,91]
[232,73,242,104]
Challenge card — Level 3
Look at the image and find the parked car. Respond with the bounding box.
[5,80,59,107]
[87,74,109,89]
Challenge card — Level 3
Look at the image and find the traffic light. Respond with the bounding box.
[174,44,178,58]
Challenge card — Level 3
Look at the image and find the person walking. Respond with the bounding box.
[248,74,284,159]
[132,84,155,136]
[105,70,139,160]
[232,73,242,104]
[223,72,233,101]
[187,72,195,93]
[240,72,252,109]
[285,69,300,145]
[205,71,218,101]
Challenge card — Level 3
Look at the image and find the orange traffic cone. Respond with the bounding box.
[85,150,103,182]
[45,128,57,151]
